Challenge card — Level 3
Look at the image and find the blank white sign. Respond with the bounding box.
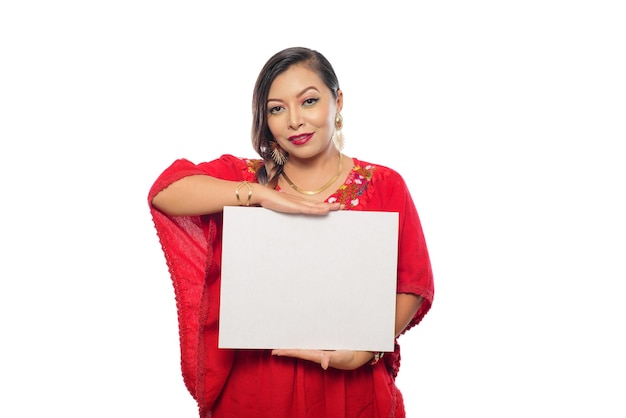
[219,206,399,352]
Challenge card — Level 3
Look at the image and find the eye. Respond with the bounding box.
[268,105,284,115]
[303,98,319,106]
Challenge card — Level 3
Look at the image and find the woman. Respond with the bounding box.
[149,46,434,418]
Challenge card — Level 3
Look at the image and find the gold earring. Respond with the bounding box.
[270,141,288,165]
[332,113,345,150]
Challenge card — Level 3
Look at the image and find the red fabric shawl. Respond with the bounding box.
[148,154,434,418]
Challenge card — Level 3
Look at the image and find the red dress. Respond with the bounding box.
[148,154,434,418]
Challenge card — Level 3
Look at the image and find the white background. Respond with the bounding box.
[1,1,624,417]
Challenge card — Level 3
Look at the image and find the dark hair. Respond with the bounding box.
[251,47,340,185]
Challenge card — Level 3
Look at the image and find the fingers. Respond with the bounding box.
[320,352,330,370]
[272,349,331,369]
[288,199,340,215]
[304,202,341,215]
[272,349,365,370]
[261,191,343,215]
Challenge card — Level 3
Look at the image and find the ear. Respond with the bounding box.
[336,89,344,113]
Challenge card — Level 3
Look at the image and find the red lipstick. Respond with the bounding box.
[288,133,313,145]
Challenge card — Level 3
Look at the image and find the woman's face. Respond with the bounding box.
[267,64,342,160]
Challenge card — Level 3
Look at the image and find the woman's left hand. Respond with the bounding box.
[271,348,372,370]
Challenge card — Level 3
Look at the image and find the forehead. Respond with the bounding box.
[268,64,327,97]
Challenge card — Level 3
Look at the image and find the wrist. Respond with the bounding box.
[235,181,253,206]
[353,351,382,369]
[370,351,384,366]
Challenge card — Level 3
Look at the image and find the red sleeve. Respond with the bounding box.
[147,154,258,409]
[147,154,258,203]
[363,166,434,379]
[366,167,434,333]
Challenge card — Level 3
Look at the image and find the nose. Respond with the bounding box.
[288,109,303,130]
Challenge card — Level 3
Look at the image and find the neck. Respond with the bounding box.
[281,152,344,196]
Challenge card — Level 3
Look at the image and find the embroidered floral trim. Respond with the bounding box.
[245,158,263,174]
[243,157,376,209]
[328,163,376,209]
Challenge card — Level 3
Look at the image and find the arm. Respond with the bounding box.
[151,174,341,216]
[395,293,423,337]
[152,175,256,216]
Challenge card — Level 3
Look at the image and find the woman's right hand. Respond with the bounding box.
[257,185,342,215]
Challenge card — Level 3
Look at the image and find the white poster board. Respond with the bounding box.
[219,206,399,352]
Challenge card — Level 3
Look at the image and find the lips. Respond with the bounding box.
[288,133,313,146]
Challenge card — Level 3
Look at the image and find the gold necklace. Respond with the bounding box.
[281,154,344,196]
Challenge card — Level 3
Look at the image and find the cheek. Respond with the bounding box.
[311,108,333,128]
[267,117,281,137]
[324,113,334,127]
[324,111,336,130]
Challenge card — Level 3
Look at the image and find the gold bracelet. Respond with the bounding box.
[370,352,384,366]
[235,181,253,206]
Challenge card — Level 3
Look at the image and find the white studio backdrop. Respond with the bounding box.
[1,1,625,417]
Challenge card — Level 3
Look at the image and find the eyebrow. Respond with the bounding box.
[267,86,320,102]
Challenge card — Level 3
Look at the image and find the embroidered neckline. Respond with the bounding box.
[245,157,376,210]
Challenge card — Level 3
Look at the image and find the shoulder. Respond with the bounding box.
[192,154,265,179]
[202,154,263,169]
[157,154,264,182]
[352,157,407,187]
